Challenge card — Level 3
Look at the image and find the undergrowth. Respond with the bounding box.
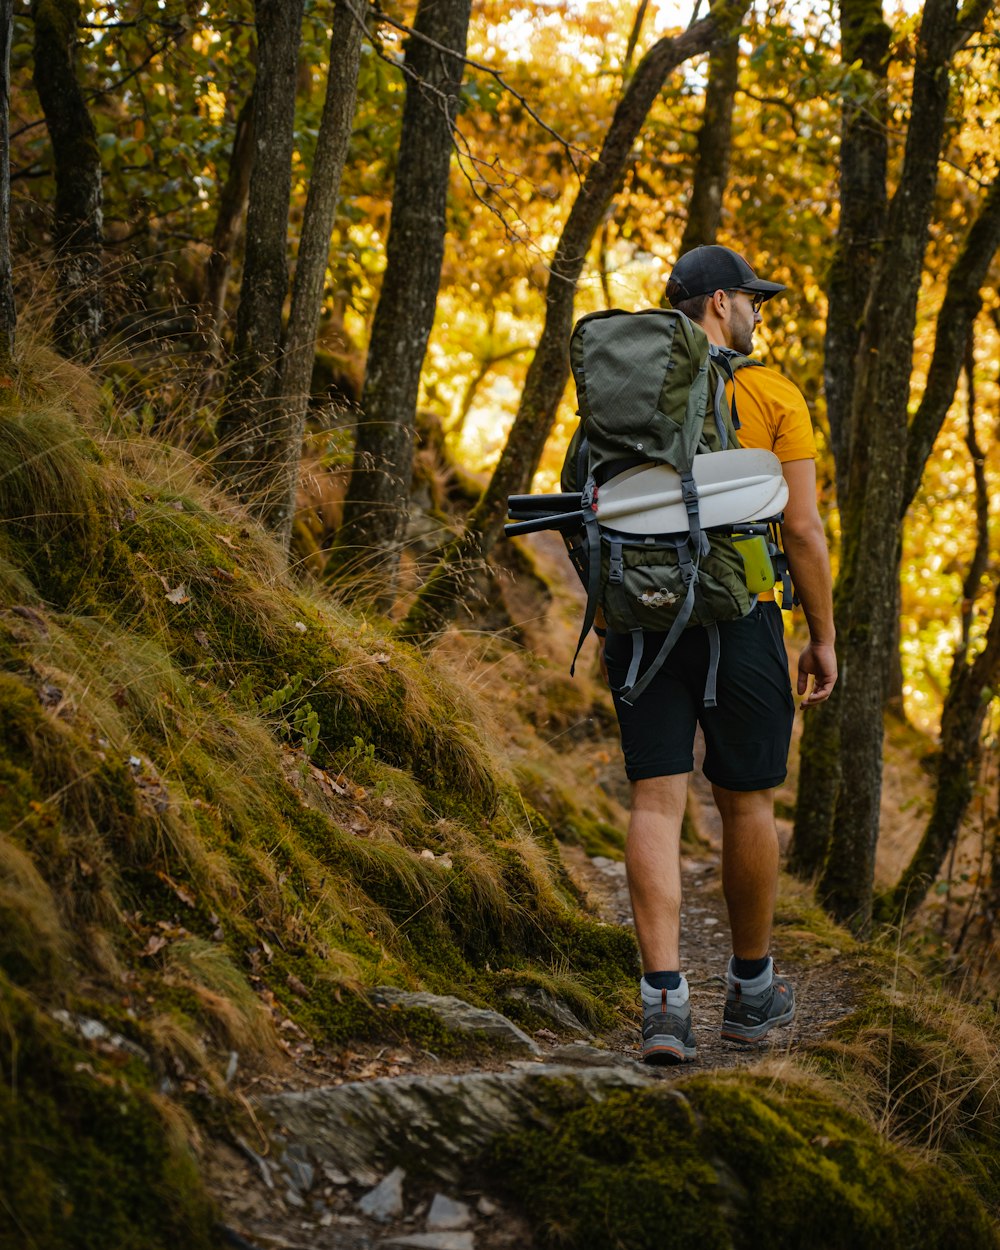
[0,345,636,1244]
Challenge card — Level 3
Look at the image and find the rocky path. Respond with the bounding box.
[207,773,857,1250]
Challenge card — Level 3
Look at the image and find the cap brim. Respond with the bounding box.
[741,279,786,300]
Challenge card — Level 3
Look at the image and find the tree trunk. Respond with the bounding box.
[795,58,1000,895]
[882,587,1000,923]
[901,171,1000,515]
[789,0,889,880]
[0,0,14,366]
[271,0,366,555]
[31,0,103,360]
[879,332,996,923]
[822,0,890,495]
[399,0,748,641]
[331,0,471,602]
[215,0,305,525]
[200,87,257,358]
[678,31,739,253]
[818,0,958,933]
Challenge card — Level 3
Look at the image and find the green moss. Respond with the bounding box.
[490,1077,1000,1250]
[0,976,216,1250]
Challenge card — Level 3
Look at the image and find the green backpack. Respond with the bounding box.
[555,307,789,706]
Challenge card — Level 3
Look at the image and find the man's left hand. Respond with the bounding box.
[797,641,837,706]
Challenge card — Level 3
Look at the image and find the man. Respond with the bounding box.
[596,245,837,1063]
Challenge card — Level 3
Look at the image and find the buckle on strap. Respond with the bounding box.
[608,536,624,585]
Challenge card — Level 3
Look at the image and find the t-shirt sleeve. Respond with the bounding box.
[734,367,816,462]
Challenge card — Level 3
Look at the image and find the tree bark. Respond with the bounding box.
[678,31,739,253]
[901,172,1000,516]
[818,0,958,932]
[200,87,257,358]
[0,0,14,366]
[789,0,889,881]
[822,0,890,495]
[399,0,748,641]
[331,0,472,601]
[882,593,1000,924]
[879,331,996,923]
[215,0,305,527]
[271,0,366,554]
[31,0,103,360]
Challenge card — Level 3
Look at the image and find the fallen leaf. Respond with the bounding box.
[287,974,310,998]
[165,584,190,605]
[211,567,237,583]
[214,533,238,549]
[156,870,196,909]
[141,935,168,957]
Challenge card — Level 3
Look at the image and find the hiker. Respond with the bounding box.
[595,246,837,1063]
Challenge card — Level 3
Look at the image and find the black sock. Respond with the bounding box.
[732,954,770,981]
[643,970,681,991]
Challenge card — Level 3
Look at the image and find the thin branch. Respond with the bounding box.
[343,0,589,173]
[10,117,47,141]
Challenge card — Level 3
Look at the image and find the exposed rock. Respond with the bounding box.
[426,1193,472,1230]
[367,988,540,1055]
[379,1235,475,1250]
[262,1063,654,1184]
[501,985,590,1036]
[358,1166,406,1222]
[281,1144,314,1194]
[543,1042,638,1069]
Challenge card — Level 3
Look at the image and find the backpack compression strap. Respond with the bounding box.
[569,472,601,677]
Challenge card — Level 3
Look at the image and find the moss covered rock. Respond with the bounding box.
[490,1074,1000,1250]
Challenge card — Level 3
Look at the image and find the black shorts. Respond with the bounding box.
[605,600,794,792]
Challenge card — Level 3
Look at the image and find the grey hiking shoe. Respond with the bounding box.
[641,982,696,1065]
[721,961,795,1043]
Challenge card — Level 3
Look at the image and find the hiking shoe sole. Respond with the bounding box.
[641,1031,697,1064]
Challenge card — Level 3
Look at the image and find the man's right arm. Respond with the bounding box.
[779,458,837,706]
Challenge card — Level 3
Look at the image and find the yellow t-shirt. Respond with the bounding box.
[729,365,816,462]
[729,364,815,602]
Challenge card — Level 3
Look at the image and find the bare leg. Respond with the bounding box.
[712,785,778,960]
[625,774,690,971]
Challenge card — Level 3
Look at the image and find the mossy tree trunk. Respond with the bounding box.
[0,0,14,367]
[273,0,366,555]
[815,0,1000,932]
[199,87,256,360]
[331,0,471,603]
[789,0,889,883]
[399,0,748,642]
[31,0,103,360]
[215,0,305,530]
[677,31,739,253]
[793,0,1000,915]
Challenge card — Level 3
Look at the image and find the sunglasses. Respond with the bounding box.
[730,289,766,313]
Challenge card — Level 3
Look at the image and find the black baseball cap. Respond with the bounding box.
[667,245,786,302]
